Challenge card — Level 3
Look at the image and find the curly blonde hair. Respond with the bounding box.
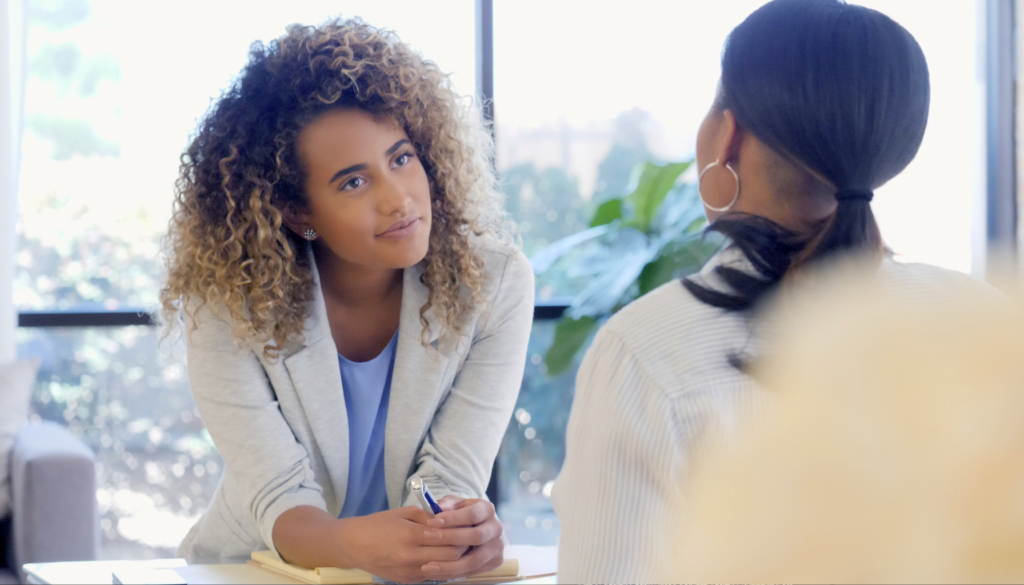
[161,17,509,358]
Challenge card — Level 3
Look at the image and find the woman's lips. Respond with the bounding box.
[377,217,421,238]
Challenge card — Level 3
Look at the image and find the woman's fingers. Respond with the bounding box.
[341,508,480,584]
[410,543,470,563]
[396,500,504,581]
[423,515,502,547]
[397,505,439,526]
[426,498,494,528]
[420,536,505,580]
[421,499,502,546]
[436,495,463,512]
[396,506,482,552]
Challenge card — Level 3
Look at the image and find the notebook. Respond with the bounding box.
[111,567,188,585]
[249,550,524,584]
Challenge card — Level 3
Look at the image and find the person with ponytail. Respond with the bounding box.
[551,1,985,582]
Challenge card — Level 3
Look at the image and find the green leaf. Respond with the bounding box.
[529,224,612,275]
[544,315,598,376]
[590,198,623,227]
[624,160,692,233]
[638,235,717,296]
[566,228,656,318]
[637,254,682,296]
[683,215,707,234]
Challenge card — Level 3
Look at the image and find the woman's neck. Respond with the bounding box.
[731,137,837,236]
[312,242,403,307]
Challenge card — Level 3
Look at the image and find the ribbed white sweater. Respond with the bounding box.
[551,248,982,584]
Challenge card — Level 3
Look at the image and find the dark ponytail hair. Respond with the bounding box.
[684,0,930,311]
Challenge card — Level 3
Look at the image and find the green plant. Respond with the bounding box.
[531,159,722,375]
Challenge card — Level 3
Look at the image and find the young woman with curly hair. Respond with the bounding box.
[160,18,533,582]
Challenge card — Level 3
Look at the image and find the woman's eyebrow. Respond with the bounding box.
[328,163,367,185]
[327,140,411,185]
[385,139,411,156]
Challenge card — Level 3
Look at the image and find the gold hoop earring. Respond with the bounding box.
[698,159,740,212]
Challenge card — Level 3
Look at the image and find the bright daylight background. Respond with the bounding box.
[15,0,982,557]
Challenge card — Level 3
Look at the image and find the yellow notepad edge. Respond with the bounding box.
[460,558,520,581]
[251,550,520,584]
[251,550,371,584]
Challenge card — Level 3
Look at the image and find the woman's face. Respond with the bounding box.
[296,108,432,270]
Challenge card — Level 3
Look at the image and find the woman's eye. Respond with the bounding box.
[395,152,413,167]
[341,177,364,191]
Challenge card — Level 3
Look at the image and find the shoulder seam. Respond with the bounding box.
[594,327,681,406]
[473,245,521,336]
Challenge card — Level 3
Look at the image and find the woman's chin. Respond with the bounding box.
[382,244,430,270]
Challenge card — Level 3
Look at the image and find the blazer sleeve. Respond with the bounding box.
[185,303,328,556]
[406,248,535,503]
[551,328,689,584]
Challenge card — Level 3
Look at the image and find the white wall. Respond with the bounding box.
[0,0,25,362]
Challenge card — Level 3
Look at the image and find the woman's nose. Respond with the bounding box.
[378,174,411,215]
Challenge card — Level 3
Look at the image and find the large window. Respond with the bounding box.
[16,0,986,557]
[494,0,982,280]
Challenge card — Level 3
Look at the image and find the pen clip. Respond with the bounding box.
[408,475,443,515]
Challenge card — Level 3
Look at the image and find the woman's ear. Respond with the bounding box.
[716,109,746,165]
[280,204,313,238]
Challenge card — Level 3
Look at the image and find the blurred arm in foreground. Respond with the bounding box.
[671,262,1024,584]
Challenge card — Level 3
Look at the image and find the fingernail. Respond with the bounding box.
[425,529,442,541]
[422,564,440,574]
[427,518,444,527]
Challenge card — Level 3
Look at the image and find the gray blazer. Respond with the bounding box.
[177,238,534,562]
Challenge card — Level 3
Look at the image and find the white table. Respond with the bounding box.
[24,545,558,585]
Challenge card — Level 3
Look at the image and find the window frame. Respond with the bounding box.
[987,0,1018,277]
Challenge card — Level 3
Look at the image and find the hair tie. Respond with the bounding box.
[834,189,874,202]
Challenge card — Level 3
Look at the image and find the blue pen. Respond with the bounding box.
[408,476,443,515]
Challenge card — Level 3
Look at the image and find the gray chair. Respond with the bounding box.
[1,421,98,583]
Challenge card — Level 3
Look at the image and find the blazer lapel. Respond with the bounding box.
[282,257,349,515]
[384,263,451,508]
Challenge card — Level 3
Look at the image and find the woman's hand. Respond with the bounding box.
[418,496,506,580]
[333,507,470,584]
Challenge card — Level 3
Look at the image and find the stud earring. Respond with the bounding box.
[303,228,317,241]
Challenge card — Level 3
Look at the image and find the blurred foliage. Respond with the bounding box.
[25,0,119,160]
[18,326,221,558]
[15,162,163,309]
[591,142,650,203]
[501,109,655,290]
[28,115,120,159]
[496,320,579,545]
[15,0,206,560]
[30,43,83,81]
[17,170,206,558]
[29,0,91,30]
[533,159,722,375]
[502,164,588,259]
[31,43,120,98]
[496,111,718,542]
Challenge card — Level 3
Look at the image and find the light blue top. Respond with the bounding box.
[337,330,399,519]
